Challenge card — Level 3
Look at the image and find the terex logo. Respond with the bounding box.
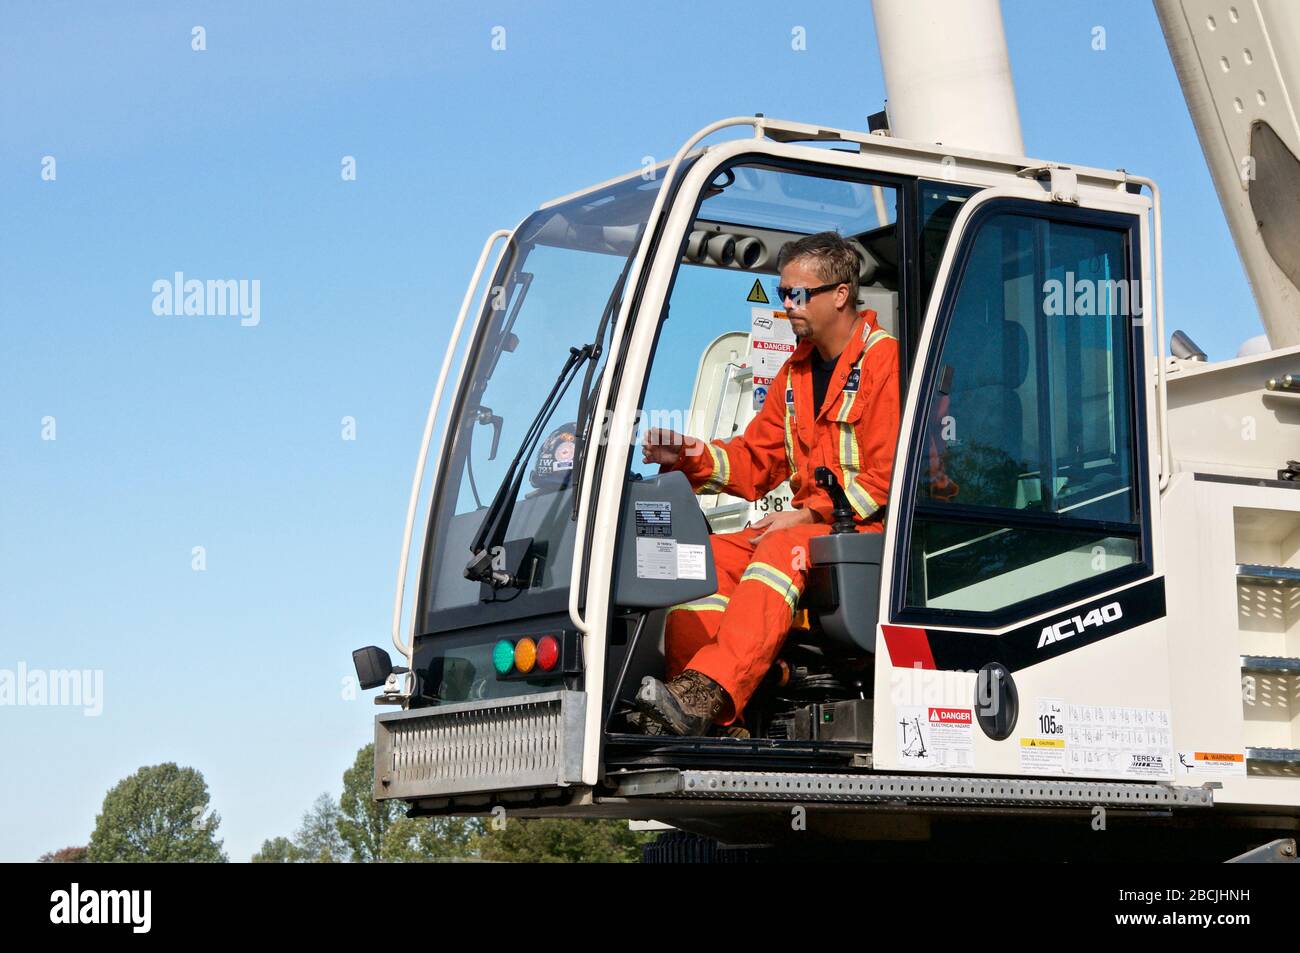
[927,707,971,723]
[1037,602,1122,648]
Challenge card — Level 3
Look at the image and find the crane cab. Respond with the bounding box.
[358,115,1300,852]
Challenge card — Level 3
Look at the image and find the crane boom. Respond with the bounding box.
[1155,0,1300,349]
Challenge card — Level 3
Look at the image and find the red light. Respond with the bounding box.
[537,635,560,672]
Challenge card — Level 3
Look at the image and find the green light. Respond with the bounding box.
[493,639,516,675]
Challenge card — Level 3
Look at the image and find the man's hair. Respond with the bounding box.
[776,231,862,304]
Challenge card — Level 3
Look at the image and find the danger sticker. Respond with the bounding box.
[896,705,973,770]
[749,308,795,388]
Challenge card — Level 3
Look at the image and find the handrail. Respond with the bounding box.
[391,229,512,667]
[1125,174,1171,491]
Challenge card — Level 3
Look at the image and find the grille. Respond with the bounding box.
[374,691,585,800]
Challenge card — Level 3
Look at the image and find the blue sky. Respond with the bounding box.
[0,1,1260,862]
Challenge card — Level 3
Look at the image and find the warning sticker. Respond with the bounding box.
[749,308,795,388]
[1018,698,1067,773]
[635,537,676,580]
[1018,702,1173,779]
[1176,750,1246,779]
[676,543,707,580]
[746,278,770,304]
[634,500,671,538]
[896,705,974,770]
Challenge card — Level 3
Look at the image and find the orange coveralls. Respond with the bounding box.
[660,310,901,725]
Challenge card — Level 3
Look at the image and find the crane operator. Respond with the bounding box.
[632,231,901,736]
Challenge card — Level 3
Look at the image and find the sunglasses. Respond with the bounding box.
[773,281,843,304]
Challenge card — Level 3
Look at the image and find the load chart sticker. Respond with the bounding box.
[1018,699,1173,780]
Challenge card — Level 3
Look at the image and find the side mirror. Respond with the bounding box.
[352,646,406,691]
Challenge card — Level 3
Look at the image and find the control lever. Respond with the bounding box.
[814,466,856,535]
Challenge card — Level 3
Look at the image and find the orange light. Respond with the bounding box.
[514,637,538,674]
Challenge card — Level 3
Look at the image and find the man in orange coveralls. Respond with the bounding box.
[630,231,900,737]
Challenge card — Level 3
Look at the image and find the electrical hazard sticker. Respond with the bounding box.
[896,705,973,770]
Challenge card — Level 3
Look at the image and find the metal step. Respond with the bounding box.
[1246,747,1300,765]
[1236,564,1300,586]
[611,768,1214,808]
[1241,655,1300,675]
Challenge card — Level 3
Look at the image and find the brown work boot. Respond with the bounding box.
[623,707,668,736]
[633,670,728,736]
[714,723,751,740]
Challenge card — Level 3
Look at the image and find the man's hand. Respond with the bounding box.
[748,506,816,543]
[641,428,688,468]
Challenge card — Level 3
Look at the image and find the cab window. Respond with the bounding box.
[900,205,1148,619]
[632,159,906,532]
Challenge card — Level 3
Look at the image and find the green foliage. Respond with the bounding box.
[477,817,655,863]
[257,744,653,863]
[380,816,484,862]
[296,793,348,862]
[86,763,226,862]
[338,743,403,862]
[251,836,301,863]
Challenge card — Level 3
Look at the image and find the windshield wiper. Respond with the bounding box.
[465,342,593,587]
[569,229,644,520]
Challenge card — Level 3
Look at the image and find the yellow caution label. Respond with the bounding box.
[1020,738,1065,748]
[746,278,769,304]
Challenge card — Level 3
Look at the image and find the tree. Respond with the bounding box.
[251,836,301,864]
[477,818,654,863]
[38,846,87,863]
[338,744,402,862]
[381,816,484,862]
[295,793,347,862]
[86,763,226,862]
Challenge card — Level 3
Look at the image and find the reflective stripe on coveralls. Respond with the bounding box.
[697,443,730,495]
[831,326,893,519]
[781,324,893,519]
[783,367,796,475]
[738,560,800,612]
[663,522,831,725]
[667,592,730,615]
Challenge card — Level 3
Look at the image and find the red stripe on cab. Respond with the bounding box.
[880,624,935,670]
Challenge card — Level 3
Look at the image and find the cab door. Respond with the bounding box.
[874,185,1173,782]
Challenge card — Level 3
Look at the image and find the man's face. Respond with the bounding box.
[779,258,848,341]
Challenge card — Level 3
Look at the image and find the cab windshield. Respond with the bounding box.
[418,164,674,630]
